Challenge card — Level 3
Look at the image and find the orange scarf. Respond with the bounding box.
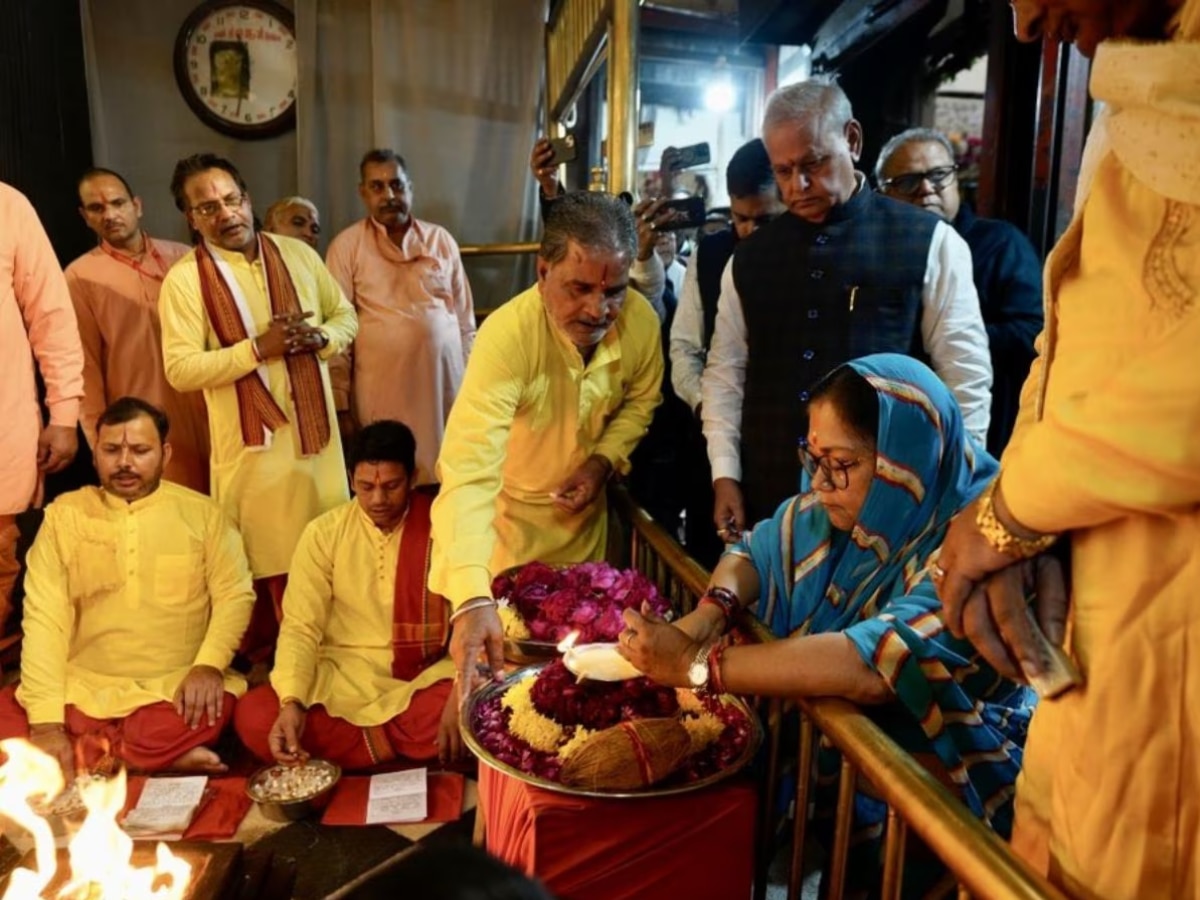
[194,236,331,455]
[392,489,450,681]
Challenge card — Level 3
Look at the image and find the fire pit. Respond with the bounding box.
[3,842,242,900]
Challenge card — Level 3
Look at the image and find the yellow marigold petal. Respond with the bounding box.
[498,602,531,640]
[502,678,563,752]
[558,726,596,760]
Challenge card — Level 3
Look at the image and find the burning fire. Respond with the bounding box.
[555,630,581,654]
[0,739,192,899]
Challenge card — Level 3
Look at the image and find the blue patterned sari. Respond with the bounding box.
[730,354,1034,859]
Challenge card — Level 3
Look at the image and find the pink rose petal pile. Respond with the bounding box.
[492,561,672,644]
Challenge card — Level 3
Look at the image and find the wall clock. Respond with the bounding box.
[174,0,297,140]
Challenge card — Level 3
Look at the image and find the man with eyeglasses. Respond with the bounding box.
[701,79,992,542]
[65,168,210,492]
[326,149,476,485]
[159,152,358,667]
[875,128,1042,454]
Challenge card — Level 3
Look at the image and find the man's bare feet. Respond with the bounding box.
[168,746,228,774]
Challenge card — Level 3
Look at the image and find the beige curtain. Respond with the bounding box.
[296,0,547,309]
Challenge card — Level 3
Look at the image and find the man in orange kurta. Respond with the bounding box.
[326,149,476,484]
[65,168,210,492]
[0,182,84,633]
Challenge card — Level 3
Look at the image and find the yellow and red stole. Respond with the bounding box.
[194,235,331,455]
[392,489,450,681]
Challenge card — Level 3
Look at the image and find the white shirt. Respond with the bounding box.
[701,218,993,483]
[664,258,686,297]
[668,243,708,412]
[629,253,667,323]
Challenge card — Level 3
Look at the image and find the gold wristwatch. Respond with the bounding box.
[976,478,1056,558]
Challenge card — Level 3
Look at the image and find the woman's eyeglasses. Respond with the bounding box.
[798,443,861,491]
[879,165,957,197]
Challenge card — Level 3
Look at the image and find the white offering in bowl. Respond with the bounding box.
[563,642,641,681]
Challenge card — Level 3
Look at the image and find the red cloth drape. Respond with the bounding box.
[321,772,465,825]
[479,766,757,900]
[122,775,251,840]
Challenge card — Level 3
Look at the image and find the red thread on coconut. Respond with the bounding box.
[620,721,655,785]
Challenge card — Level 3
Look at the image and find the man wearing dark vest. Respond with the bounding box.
[233,420,461,769]
[703,80,993,537]
[875,127,1043,456]
[669,139,785,567]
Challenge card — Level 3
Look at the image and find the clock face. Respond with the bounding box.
[174,1,297,139]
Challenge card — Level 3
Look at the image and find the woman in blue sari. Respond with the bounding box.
[620,354,1034,872]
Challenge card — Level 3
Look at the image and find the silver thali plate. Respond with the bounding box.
[459,662,762,800]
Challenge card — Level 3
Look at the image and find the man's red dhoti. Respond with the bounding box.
[234,682,451,771]
[0,684,234,772]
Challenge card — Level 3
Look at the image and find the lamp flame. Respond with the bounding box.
[556,630,581,654]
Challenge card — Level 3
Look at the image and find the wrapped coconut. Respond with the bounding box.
[559,718,691,790]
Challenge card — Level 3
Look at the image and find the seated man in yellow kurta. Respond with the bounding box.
[234,420,460,769]
[0,397,255,779]
[429,191,664,694]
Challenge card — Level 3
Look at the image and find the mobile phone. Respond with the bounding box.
[654,196,707,231]
[547,134,577,166]
[670,142,711,171]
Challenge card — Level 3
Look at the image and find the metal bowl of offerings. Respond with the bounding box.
[461,661,762,800]
[493,562,673,664]
[245,759,341,822]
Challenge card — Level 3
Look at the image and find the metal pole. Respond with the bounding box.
[606,0,638,194]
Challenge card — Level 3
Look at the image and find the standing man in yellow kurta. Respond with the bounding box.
[326,149,476,484]
[0,398,254,778]
[935,1,1200,898]
[235,420,459,769]
[66,168,210,493]
[430,191,663,693]
[159,153,358,664]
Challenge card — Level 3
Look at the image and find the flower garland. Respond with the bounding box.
[492,561,671,644]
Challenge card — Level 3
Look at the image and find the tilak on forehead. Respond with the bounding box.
[357,462,401,486]
[103,423,154,447]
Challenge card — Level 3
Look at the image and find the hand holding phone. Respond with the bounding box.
[653,196,706,231]
[547,134,577,166]
[666,142,711,171]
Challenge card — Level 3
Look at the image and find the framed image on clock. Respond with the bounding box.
[174,0,298,140]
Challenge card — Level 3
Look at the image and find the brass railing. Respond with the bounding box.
[546,0,610,122]
[457,241,540,258]
[609,487,1066,900]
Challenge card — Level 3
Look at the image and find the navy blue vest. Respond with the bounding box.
[731,186,940,520]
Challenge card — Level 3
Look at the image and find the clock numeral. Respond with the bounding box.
[199,86,208,96]
[190,60,198,70]
[245,113,254,122]
[196,33,207,45]
[239,8,250,18]
[286,39,295,50]
[287,89,295,100]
